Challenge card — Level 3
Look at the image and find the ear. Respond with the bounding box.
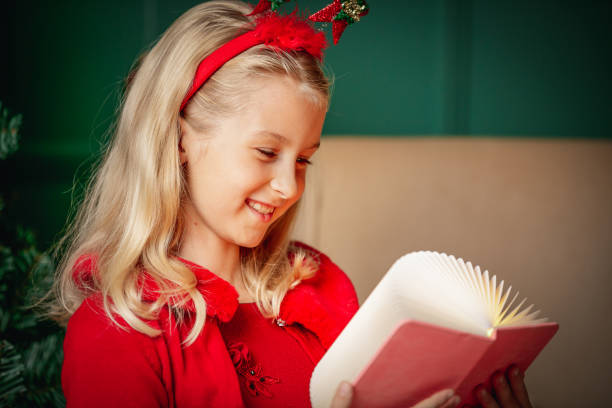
[178,117,188,165]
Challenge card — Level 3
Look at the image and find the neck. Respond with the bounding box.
[177,205,256,303]
[178,212,241,287]
[179,234,241,284]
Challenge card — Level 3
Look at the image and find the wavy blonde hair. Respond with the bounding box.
[51,0,330,345]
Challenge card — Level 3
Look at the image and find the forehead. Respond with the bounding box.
[248,75,327,110]
[218,76,326,148]
[253,130,321,149]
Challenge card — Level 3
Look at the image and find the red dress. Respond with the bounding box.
[218,302,327,407]
[62,242,359,407]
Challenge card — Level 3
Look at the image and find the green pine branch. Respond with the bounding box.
[0,101,21,160]
[0,340,26,406]
[0,238,65,408]
[0,101,65,407]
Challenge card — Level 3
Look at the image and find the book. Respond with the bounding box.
[309,251,559,408]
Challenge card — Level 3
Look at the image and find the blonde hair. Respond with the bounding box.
[51,0,330,345]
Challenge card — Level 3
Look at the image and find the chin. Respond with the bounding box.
[239,241,261,249]
[235,213,287,249]
[235,233,267,249]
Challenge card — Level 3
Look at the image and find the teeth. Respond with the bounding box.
[248,200,274,214]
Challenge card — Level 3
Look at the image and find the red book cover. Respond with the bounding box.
[350,320,559,408]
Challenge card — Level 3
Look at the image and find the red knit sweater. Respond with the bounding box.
[62,242,359,407]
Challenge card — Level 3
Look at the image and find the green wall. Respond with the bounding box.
[1,0,610,247]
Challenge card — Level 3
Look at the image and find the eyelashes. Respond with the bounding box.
[256,148,313,166]
[256,148,276,158]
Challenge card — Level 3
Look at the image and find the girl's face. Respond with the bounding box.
[179,76,326,249]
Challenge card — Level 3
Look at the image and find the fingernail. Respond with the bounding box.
[511,367,520,377]
[339,381,352,398]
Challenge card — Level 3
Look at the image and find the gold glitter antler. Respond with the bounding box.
[309,0,369,44]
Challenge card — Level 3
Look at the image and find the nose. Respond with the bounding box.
[270,160,299,200]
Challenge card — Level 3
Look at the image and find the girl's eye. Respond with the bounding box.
[256,148,277,158]
[296,157,313,166]
[256,148,313,167]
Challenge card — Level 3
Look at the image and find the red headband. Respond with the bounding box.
[180,11,327,111]
[180,0,369,111]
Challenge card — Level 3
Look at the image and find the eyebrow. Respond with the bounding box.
[255,131,320,150]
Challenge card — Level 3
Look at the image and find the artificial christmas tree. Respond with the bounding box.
[0,101,65,408]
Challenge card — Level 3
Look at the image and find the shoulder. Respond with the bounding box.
[65,294,157,349]
[63,295,162,374]
[289,241,348,283]
[289,240,356,300]
[63,295,167,406]
[283,242,359,349]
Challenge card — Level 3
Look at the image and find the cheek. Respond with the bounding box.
[296,174,306,200]
[186,156,237,211]
[284,172,307,208]
[272,174,305,223]
[232,167,273,204]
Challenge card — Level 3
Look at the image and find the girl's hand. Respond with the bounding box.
[330,381,353,408]
[329,382,461,408]
[411,389,462,408]
[469,365,532,408]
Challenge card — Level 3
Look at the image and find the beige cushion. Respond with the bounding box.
[294,137,612,407]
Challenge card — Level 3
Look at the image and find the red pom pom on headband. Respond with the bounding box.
[255,12,327,60]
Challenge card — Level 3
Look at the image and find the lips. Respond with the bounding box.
[246,198,276,222]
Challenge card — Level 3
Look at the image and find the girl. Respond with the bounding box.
[53,1,532,407]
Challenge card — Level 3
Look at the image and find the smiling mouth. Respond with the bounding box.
[246,199,275,222]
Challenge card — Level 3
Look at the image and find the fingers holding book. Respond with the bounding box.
[329,383,461,408]
[469,365,533,408]
[330,381,353,408]
[505,366,531,408]
[410,389,461,408]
